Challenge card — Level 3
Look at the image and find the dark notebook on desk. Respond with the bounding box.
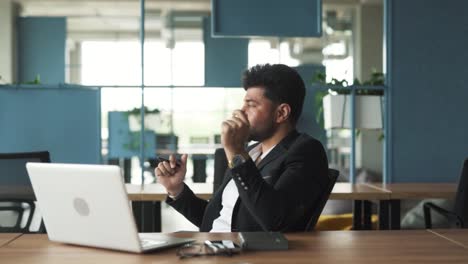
[238,232,288,251]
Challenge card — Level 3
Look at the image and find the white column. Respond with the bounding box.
[354,3,384,175]
[0,0,18,83]
[67,41,82,84]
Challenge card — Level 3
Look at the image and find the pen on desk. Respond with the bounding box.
[157,157,181,168]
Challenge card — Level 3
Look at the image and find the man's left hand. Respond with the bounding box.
[221,109,250,161]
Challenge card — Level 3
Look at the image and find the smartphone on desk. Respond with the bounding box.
[204,240,241,255]
[157,156,181,168]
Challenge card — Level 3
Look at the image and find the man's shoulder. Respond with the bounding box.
[292,132,322,147]
[284,132,326,157]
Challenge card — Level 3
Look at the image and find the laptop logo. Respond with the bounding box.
[73,198,90,216]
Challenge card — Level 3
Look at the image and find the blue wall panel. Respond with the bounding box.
[204,17,248,87]
[386,0,468,182]
[0,85,101,164]
[212,0,322,37]
[17,17,66,84]
[108,112,156,159]
[294,64,327,146]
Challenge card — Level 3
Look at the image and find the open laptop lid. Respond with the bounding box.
[26,163,147,252]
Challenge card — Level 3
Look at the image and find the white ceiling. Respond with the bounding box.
[15,0,210,37]
[13,0,381,53]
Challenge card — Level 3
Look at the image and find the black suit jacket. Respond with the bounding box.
[166,130,329,232]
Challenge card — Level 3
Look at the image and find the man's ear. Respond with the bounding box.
[275,103,291,123]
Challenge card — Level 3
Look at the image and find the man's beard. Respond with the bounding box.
[248,120,277,142]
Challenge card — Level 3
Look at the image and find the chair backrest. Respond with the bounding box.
[0,151,51,190]
[213,148,228,193]
[305,168,339,231]
[0,151,50,233]
[453,158,468,227]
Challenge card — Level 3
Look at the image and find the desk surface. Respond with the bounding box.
[366,183,457,199]
[430,229,468,249]
[1,230,467,263]
[126,182,391,202]
[0,234,21,248]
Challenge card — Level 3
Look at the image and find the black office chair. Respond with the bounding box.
[423,158,468,229]
[0,151,50,233]
[213,148,228,193]
[305,168,339,231]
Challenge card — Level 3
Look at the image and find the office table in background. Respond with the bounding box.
[329,183,391,230]
[366,183,457,230]
[1,230,468,263]
[126,183,392,232]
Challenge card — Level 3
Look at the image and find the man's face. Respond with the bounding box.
[241,87,278,142]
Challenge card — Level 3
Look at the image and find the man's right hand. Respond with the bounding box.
[155,154,188,197]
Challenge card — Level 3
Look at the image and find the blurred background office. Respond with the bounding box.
[1,0,467,231]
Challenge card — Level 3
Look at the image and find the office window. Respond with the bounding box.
[144,87,245,184]
[81,41,204,86]
[248,39,299,67]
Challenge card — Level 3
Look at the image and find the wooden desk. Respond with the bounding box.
[366,183,457,230]
[0,234,21,248]
[1,230,467,263]
[430,229,468,249]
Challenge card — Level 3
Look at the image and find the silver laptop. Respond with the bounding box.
[26,162,194,253]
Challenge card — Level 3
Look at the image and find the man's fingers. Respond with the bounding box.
[224,119,239,129]
[231,116,246,128]
[161,161,175,174]
[222,120,234,134]
[232,110,248,124]
[158,162,173,175]
[169,154,176,169]
[180,154,188,167]
[156,167,165,177]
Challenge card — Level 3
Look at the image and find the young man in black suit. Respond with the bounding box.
[156,64,329,232]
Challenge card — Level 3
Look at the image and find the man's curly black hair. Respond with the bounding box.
[242,64,306,125]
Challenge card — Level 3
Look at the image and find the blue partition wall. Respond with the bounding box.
[211,0,322,37]
[108,112,156,159]
[203,17,248,87]
[0,85,101,164]
[385,0,468,182]
[294,64,327,145]
[17,17,66,84]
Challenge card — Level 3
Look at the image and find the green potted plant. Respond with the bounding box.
[126,107,161,132]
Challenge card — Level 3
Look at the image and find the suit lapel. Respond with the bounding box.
[256,130,300,171]
[256,144,285,171]
[216,130,300,191]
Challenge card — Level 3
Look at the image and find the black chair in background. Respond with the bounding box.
[424,158,468,228]
[305,168,339,231]
[0,151,50,233]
